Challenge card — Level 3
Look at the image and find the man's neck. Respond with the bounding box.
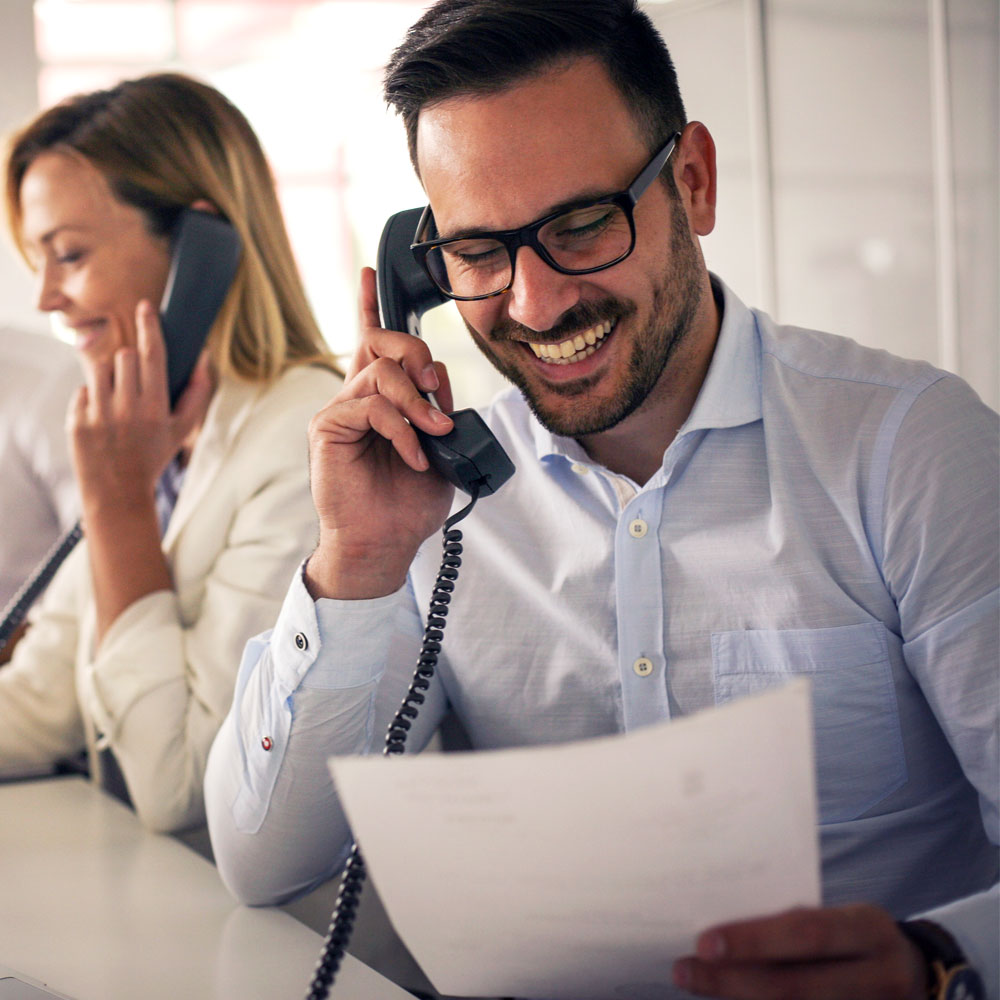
[577,279,721,485]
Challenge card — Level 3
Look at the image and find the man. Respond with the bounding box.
[205,2,998,997]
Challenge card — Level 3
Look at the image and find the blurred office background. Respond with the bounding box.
[0,0,996,411]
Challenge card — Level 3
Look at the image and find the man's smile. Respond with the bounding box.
[526,319,613,365]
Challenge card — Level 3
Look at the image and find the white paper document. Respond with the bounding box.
[329,679,820,1000]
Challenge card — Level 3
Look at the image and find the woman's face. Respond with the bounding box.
[18,150,172,370]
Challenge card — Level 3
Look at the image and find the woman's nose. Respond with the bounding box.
[35,260,68,313]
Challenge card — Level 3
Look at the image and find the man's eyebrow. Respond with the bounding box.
[434,185,618,241]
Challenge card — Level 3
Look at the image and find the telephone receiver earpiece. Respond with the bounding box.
[160,209,242,407]
[375,208,514,497]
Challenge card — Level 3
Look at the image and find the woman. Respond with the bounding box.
[0,73,342,833]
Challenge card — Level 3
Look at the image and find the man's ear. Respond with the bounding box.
[673,121,717,237]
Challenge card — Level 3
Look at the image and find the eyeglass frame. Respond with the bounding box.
[409,130,683,302]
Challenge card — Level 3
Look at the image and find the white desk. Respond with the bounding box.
[0,776,412,1000]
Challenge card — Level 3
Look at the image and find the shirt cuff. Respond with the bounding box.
[269,560,410,692]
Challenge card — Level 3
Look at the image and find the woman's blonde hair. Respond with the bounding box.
[4,72,340,383]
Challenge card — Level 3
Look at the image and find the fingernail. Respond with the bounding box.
[428,407,452,426]
[420,364,439,392]
[698,931,726,960]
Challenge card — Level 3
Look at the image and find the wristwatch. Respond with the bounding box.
[898,919,985,1000]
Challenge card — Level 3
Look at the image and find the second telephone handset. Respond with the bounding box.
[160,208,242,405]
[376,208,514,497]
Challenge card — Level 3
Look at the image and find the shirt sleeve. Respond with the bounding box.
[882,375,998,834]
[205,563,447,906]
[77,369,342,834]
[81,451,324,833]
[883,374,999,989]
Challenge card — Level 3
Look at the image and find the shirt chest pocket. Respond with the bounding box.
[711,622,906,825]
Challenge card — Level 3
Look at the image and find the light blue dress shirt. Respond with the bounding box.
[205,277,999,993]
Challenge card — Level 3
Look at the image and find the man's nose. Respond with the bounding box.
[504,245,582,334]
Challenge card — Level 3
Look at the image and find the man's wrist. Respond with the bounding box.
[898,919,985,1000]
[304,542,409,601]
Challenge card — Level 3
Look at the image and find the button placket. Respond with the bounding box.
[615,488,670,728]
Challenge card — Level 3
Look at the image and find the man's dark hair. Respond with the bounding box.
[384,0,687,174]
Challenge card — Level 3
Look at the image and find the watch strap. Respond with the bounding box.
[898,919,985,1000]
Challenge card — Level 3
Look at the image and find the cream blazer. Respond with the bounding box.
[0,363,340,832]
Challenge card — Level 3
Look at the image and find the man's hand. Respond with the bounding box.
[672,904,928,1000]
[305,266,457,601]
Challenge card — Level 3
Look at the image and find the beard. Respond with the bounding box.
[464,199,705,438]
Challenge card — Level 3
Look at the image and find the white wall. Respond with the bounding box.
[0,0,45,335]
[649,0,999,410]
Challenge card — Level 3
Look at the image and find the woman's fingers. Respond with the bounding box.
[135,299,169,408]
[113,347,140,408]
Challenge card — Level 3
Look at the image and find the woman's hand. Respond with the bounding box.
[70,299,214,642]
[70,300,213,512]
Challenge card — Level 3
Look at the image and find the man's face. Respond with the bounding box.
[415,57,706,438]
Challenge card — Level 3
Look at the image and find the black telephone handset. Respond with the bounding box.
[160,208,242,406]
[0,208,242,654]
[376,207,514,496]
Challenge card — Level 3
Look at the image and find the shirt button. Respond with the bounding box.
[628,518,648,538]
[261,736,273,751]
[633,657,654,677]
[294,632,308,651]
[570,463,590,476]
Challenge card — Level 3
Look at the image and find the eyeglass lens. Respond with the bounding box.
[425,201,633,299]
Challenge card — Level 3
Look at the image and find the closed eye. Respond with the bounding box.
[545,205,618,246]
[442,239,506,269]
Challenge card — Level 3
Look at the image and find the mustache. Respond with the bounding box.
[490,296,637,344]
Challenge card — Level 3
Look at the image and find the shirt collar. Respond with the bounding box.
[680,274,762,434]
[529,274,762,465]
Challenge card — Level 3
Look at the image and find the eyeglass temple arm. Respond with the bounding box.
[628,131,682,204]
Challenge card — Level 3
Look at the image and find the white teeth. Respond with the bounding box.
[528,321,611,366]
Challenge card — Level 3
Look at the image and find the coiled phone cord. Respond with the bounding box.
[0,520,83,654]
[305,484,481,1000]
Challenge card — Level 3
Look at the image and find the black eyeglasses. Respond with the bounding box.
[410,131,681,302]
